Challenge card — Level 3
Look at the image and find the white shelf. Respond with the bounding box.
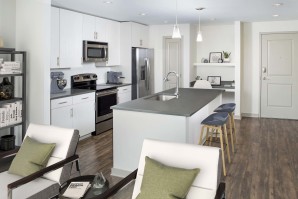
[193,63,236,67]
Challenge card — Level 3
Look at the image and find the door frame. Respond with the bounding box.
[259,31,298,118]
[162,36,183,90]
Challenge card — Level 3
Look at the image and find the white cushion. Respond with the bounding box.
[132,139,220,199]
[193,80,212,89]
[0,171,58,199]
[25,124,75,183]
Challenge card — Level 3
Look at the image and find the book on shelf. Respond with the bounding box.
[0,61,22,74]
[0,101,22,127]
[62,182,91,199]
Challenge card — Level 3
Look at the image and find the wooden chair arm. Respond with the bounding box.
[214,182,225,199]
[94,169,138,199]
[7,154,79,190]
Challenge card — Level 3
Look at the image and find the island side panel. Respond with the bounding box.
[186,93,222,144]
[112,110,187,177]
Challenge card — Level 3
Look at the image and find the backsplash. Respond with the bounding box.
[51,63,112,89]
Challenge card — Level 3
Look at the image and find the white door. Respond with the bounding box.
[50,7,60,69]
[95,17,107,42]
[163,37,182,90]
[106,20,120,66]
[261,33,298,119]
[82,14,96,41]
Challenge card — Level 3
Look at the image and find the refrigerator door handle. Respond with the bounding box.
[145,58,150,90]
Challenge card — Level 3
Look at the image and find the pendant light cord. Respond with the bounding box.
[175,0,178,25]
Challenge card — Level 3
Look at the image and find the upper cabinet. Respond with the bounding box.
[106,19,120,66]
[51,7,83,68]
[131,23,149,48]
[82,14,107,42]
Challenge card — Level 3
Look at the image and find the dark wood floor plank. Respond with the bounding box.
[74,117,298,199]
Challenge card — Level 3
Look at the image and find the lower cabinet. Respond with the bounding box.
[51,92,95,137]
[117,85,132,104]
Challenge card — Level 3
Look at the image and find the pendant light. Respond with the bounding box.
[196,7,205,42]
[172,0,181,39]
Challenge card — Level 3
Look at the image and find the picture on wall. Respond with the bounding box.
[209,52,222,63]
[207,76,221,86]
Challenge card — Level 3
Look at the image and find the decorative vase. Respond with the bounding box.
[223,58,230,63]
[0,77,14,100]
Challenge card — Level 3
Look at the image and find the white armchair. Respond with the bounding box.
[0,124,80,199]
[102,139,225,199]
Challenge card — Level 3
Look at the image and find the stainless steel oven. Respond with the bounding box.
[95,89,117,135]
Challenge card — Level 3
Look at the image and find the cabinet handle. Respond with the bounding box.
[57,57,60,66]
[58,101,67,104]
[81,97,89,100]
[81,57,83,64]
[140,39,143,46]
[96,32,98,40]
[70,108,73,117]
[123,89,128,91]
[94,32,96,40]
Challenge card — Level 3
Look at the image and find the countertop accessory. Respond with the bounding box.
[207,76,221,86]
[107,71,125,84]
[51,71,67,94]
[209,52,222,63]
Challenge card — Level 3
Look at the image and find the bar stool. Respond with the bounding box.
[199,112,231,176]
[214,103,236,153]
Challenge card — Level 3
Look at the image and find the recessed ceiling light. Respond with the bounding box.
[273,14,279,17]
[273,3,283,7]
[139,13,147,16]
[104,0,112,3]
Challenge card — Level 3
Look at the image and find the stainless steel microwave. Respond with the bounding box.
[83,40,108,62]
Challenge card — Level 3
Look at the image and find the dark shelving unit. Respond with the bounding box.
[0,48,26,158]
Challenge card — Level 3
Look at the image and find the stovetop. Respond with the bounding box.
[74,84,119,92]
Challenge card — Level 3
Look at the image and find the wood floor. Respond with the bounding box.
[75,117,298,199]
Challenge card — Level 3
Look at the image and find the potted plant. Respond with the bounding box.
[222,51,231,63]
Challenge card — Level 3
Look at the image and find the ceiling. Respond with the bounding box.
[51,0,298,25]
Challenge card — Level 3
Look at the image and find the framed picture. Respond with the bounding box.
[209,52,222,63]
[207,76,221,86]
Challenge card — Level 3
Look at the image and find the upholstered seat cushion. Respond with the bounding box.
[214,103,236,113]
[201,112,229,126]
[0,171,59,199]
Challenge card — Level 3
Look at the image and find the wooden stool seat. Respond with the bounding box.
[214,103,237,153]
[199,112,231,176]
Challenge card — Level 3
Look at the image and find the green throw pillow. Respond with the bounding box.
[8,136,55,177]
[136,156,200,199]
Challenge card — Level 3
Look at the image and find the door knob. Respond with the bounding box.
[262,67,267,73]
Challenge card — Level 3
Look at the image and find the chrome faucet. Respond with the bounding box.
[164,71,179,96]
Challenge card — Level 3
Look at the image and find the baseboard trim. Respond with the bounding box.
[111,168,132,178]
[241,113,260,118]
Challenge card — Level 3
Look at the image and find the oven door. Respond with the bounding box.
[83,41,108,62]
[96,89,117,123]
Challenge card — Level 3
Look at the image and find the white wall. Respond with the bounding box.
[196,24,235,81]
[242,20,298,116]
[149,24,191,92]
[0,0,16,48]
[16,0,51,128]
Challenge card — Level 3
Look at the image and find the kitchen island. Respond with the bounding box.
[111,88,223,177]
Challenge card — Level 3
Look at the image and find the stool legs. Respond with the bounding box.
[231,112,237,142]
[219,127,227,176]
[228,115,235,153]
[223,124,231,163]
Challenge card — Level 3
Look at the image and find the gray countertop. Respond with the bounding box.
[50,89,95,100]
[112,88,223,117]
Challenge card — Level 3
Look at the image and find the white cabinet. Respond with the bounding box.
[117,85,132,104]
[97,19,120,66]
[51,93,95,137]
[82,14,107,42]
[60,9,83,68]
[50,7,60,68]
[131,23,149,48]
[51,8,83,68]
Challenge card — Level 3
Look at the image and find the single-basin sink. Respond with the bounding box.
[144,94,177,101]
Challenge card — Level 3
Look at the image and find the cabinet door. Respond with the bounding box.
[82,14,96,41]
[51,106,73,129]
[50,7,60,68]
[60,9,83,68]
[95,17,107,42]
[131,22,141,47]
[106,20,120,66]
[73,100,95,137]
[118,92,131,104]
[141,25,149,48]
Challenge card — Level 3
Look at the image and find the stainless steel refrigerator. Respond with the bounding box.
[132,47,154,99]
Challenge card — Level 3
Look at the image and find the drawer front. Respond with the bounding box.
[51,97,73,109]
[117,85,131,94]
[73,92,95,104]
